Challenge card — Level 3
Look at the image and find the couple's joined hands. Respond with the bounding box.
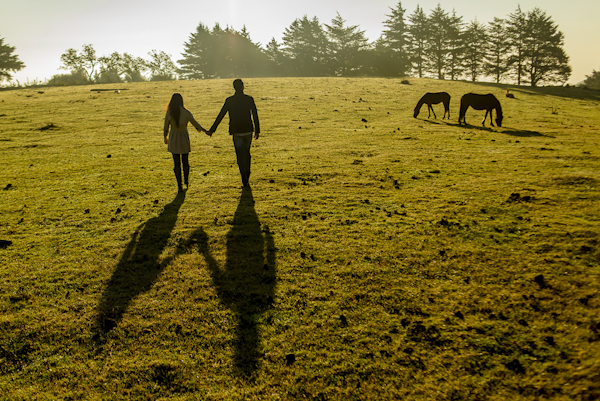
[197,127,213,137]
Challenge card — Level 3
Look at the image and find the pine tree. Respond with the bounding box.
[506,6,528,85]
[484,17,510,83]
[462,19,487,82]
[376,1,411,76]
[325,12,370,76]
[522,8,571,86]
[407,5,429,78]
[426,4,451,79]
[446,9,465,80]
[0,37,25,82]
[282,16,330,76]
[178,23,214,79]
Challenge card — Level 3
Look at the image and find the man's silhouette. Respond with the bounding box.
[208,79,260,188]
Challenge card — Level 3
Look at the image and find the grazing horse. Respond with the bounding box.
[414,92,451,119]
[458,93,503,127]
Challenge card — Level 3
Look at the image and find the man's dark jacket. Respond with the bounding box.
[210,92,260,134]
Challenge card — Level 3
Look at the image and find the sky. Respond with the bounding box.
[2,0,599,85]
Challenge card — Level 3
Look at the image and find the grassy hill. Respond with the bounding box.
[1,78,599,400]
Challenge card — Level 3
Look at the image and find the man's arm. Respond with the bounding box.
[209,101,228,134]
[251,99,260,139]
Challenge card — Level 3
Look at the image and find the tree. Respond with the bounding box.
[521,8,571,86]
[325,12,370,76]
[148,50,177,81]
[376,2,411,76]
[426,4,452,79]
[582,68,600,89]
[59,44,98,82]
[97,52,123,83]
[282,16,331,76]
[462,19,487,82]
[484,17,511,83]
[506,6,528,85]
[446,10,465,80]
[120,53,147,82]
[178,23,214,79]
[0,37,25,82]
[265,38,287,76]
[407,5,429,78]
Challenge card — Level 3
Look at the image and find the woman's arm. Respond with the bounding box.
[163,111,171,144]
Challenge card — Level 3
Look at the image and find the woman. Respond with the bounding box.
[163,93,208,192]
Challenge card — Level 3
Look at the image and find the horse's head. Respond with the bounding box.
[496,111,503,127]
[413,108,419,118]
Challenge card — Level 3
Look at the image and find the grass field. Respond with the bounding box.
[1,77,599,400]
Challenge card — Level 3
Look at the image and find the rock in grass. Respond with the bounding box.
[0,240,12,249]
[505,359,526,374]
[534,274,547,289]
[340,315,348,327]
[285,353,296,366]
[3,184,12,190]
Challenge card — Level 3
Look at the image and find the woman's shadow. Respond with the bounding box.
[94,191,186,341]
[189,188,276,379]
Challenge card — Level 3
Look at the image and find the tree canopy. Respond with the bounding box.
[39,4,573,86]
[0,37,25,82]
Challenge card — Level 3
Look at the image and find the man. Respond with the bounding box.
[208,79,260,188]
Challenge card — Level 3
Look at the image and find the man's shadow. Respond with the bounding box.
[189,188,276,379]
[94,191,186,341]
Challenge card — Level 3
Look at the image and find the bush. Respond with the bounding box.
[47,71,89,86]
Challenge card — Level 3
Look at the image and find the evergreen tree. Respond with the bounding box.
[446,9,465,80]
[0,37,25,82]
[506,6,528,85]
[282,16,331,76]
[522,8,571,86]
[407,5,429,78]
[462,19,487,82]
[178,23,214,79]
[265,38,287,76]
[484,17,510,83]
[325,12,370,76]
[426,4,452,79]
[376,1,410,76]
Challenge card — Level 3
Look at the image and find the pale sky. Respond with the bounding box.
[2,0,598,85]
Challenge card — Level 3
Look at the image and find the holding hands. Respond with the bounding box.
[196,127,213,137]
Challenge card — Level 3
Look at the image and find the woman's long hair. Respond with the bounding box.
[168,93,184,128]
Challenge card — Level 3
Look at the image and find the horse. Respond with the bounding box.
[413,92,451,119]
[458,93,503,127]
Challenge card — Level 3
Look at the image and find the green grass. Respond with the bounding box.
[1,78,599,400]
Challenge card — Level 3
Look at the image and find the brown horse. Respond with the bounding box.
[414,92,451,119]
[458,93,503,127]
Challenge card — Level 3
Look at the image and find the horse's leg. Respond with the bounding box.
[444,102,449,119]
[429,104,437,119]
[489,109,495,127]
[482,110,489,126]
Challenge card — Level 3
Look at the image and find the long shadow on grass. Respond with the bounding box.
[189,188,276,379]
[424,119,553,138]
[94,191,186,341]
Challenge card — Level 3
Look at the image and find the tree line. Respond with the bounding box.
[0,2,581,87]
[178,3,572,86]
